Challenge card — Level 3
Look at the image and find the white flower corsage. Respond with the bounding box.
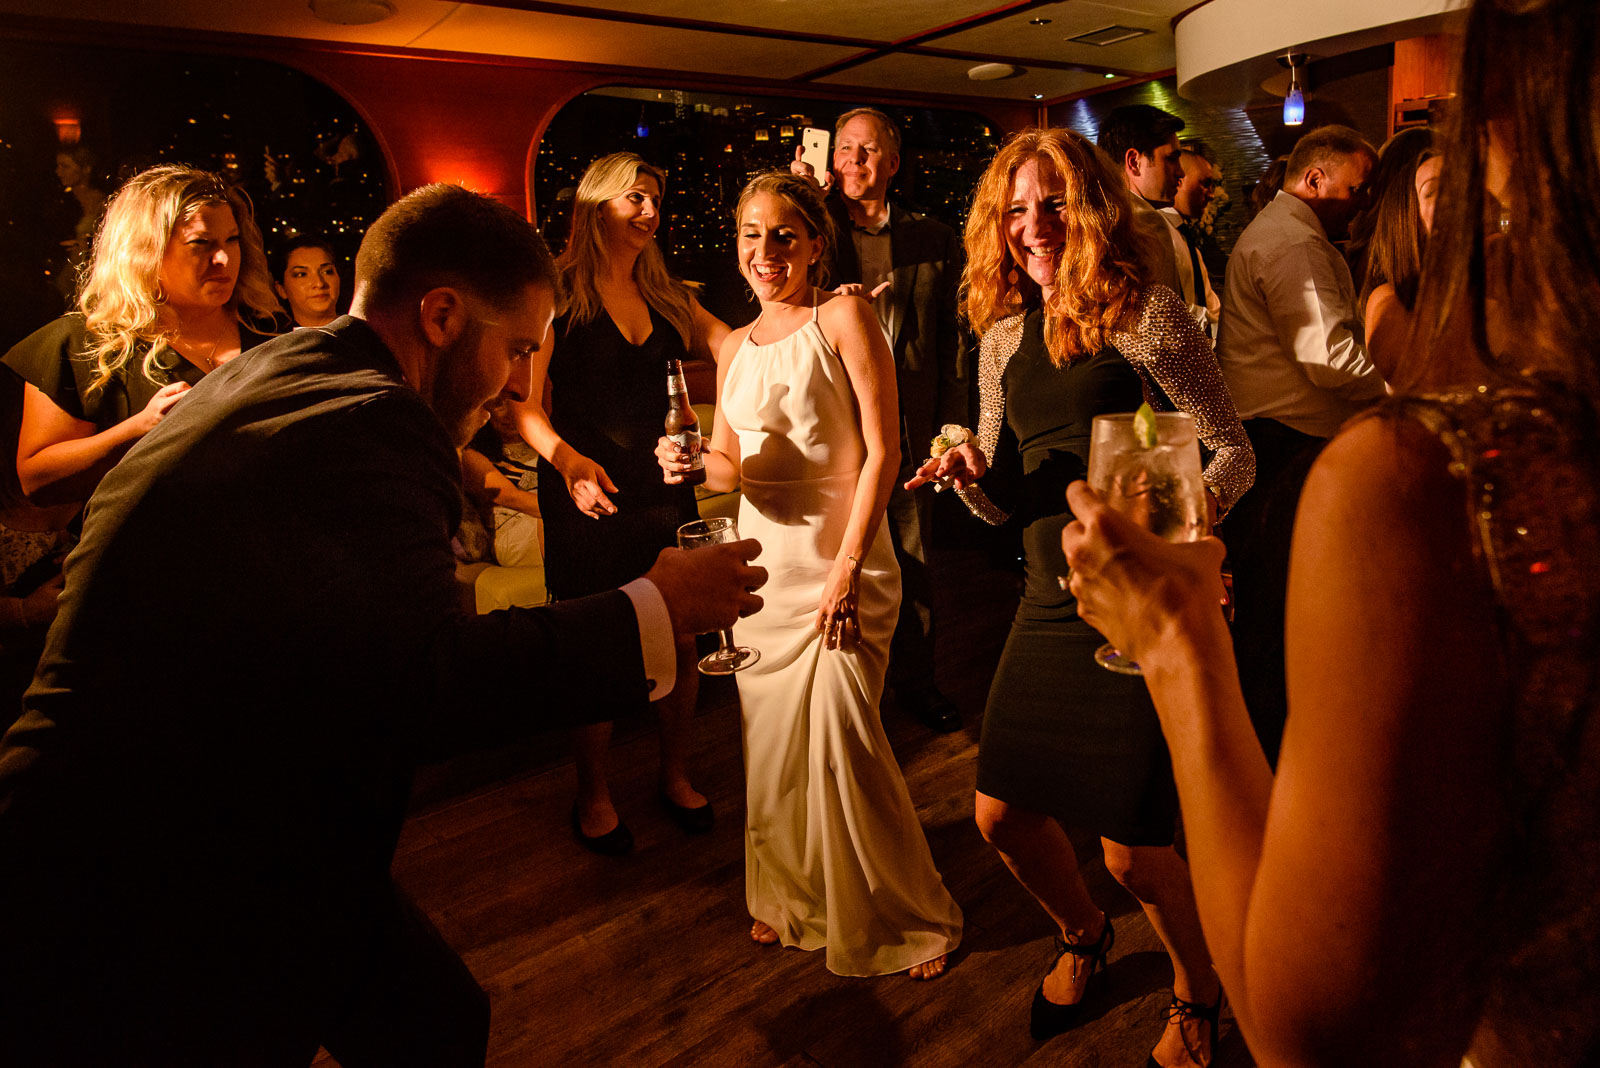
[926,424,973,492]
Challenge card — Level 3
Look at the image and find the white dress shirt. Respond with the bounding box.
[1158,205,1220,335]
[619,577,676,700]
[1217,191,1387,438]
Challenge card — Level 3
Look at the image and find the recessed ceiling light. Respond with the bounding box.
[1104,73,1117,79]
[968,62,1022,81]
[1029,17,1051,25]
[1033,93,1044,100]
[308,0,397,26]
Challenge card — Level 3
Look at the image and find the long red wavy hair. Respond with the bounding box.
[961,127,1154,366]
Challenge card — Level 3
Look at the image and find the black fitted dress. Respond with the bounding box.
[957,295,1253,845]
[539,307,699,600]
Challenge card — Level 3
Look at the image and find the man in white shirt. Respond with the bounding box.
[1096,104,1186,296]
[1159,143,1223,334]
[792,107,968,733]
[1217,123,1381,763]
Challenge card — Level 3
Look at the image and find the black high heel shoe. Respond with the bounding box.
[1028,913,1114,1040]
[1145,991,1223,1068]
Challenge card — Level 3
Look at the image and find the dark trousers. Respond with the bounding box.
[886,479,938,698]
[1221,417,1327,767]
[0,880,488,1068]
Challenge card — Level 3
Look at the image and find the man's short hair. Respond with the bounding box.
[1285,125,1378,185]
[834,107,902,154]
[1097,105,1185,165]
[355,184,562,314]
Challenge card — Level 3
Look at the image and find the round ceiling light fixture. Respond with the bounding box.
[968,62,1022,81]
[309,0,397,26]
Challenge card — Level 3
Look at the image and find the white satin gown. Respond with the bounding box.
[720,295,963,976]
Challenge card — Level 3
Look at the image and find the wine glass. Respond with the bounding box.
[676,517,761,675]
[1085,410,1208,676]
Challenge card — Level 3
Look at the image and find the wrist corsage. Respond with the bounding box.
[926,424,973,492]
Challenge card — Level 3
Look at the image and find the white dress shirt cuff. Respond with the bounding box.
[620,577,676,701]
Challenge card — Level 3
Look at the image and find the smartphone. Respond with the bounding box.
[800,127,830,179]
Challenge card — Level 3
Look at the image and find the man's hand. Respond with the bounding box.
[645,542,766,636]
[790,146,833,193]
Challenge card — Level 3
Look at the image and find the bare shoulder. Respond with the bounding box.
[816,290,874,328]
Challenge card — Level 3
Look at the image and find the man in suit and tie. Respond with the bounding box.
[793,106,968,733]
[1160,141,1225,336]
[0,183,766,1066]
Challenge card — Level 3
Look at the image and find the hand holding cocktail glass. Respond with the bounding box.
[1068,409,1216,674]
[1068,408,1218,676]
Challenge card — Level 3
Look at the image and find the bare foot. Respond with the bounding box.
[1041,915,1107,1006]
[1149,990,1222,1068]
[908,954,948,980]
[750,920,779,944]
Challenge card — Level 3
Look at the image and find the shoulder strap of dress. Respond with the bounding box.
[811,286,820,323]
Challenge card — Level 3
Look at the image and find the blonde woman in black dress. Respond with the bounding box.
[516,152,729,854]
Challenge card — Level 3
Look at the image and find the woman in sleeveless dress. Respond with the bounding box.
[517,153,729,854]
[4,165,278,511]
[909,129,1251,1067]
[1064,1,1600,1064]
[659,171,962,978]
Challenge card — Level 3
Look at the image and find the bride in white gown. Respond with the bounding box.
[658,171,962,978]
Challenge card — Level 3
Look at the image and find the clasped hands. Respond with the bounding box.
[1060,481,1228,665]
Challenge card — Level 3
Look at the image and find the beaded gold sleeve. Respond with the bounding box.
[953,313,1025,525]
[1367,386,1600,1066]
[1109,285,1255,512]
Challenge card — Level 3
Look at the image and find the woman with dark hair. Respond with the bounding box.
[52,145,108,305]
[909,127,1252,1066]
[658,170,962,980]
[1359,140,1441,384]
[516,152,728,854]
[273,235,341,329]
[4,164,279,508]
[1064,1,1600,1064]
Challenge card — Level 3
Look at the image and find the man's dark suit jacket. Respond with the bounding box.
[0,317,647,1063]
[825,197,969,468]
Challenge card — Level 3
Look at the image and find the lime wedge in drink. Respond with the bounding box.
[1133,402,1158,449]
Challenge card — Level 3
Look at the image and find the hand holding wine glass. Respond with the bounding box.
[676,518,762,675]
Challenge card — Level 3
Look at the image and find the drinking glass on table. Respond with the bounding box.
[1084,410,1208,676]
[676,517,761,675]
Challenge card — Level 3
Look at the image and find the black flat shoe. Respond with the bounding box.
[571,803,634,856]
[1029,913,1114,1041]
[658,788,714,835]
[1145,991,1223,1068]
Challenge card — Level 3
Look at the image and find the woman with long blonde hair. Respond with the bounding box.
[516,152,729,854]
[909,128,1253,1066]
[4,164,278,508]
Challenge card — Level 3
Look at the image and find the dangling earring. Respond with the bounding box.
[1007,267,1019,287]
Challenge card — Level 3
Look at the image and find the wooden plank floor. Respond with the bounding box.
[329,546,1256,1067]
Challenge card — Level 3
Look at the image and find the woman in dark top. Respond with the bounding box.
[516,152,729,854]
[909,129,1252,1067]
[4,164,279,508]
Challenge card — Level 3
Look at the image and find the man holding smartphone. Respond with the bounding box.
[792,107,968,734]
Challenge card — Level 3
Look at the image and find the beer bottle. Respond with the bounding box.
[664,358,706,486]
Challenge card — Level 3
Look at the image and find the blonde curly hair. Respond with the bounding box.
[77,165,279,393]
[961,128,1152,366]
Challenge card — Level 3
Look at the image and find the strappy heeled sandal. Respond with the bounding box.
[1145,990,1223,1068]
[1028,913,1114,1040]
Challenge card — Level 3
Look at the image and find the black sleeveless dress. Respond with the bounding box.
[538,307,699,600]
[971,309,1179,845]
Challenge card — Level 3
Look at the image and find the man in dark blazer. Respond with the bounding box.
[0,184,764,1066]
[794,107,968,732]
